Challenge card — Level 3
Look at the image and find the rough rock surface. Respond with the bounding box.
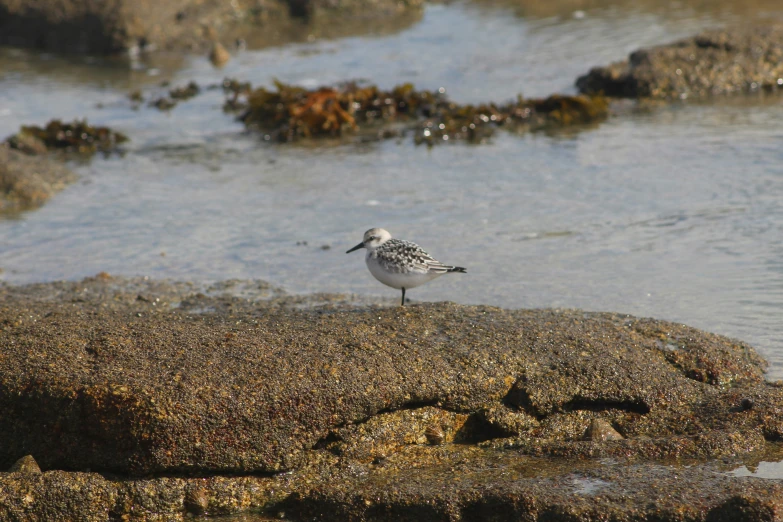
[288,447,783,522]
[0,145,77,213]
[577,25,783,99]
[0,0,424,54]
[0,292,772,474]
[7,455,42,474]
[0,275,781,520]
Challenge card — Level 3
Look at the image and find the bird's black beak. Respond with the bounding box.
[346,242,364,254]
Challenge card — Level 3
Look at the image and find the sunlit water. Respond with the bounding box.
[0,1,781,377]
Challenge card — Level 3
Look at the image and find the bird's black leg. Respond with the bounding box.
[401,288,406,306]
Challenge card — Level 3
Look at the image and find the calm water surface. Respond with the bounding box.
[0,1,781,376]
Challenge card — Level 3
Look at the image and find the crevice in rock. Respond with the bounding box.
[312,431,341,451]
[660,351,722,385]
[502,385,545,420]
[98,467,284,481]
[309,400,447,455]
[375,399,440,416]
[454,413,516,444]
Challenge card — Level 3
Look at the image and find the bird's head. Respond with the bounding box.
[346,228,392,253]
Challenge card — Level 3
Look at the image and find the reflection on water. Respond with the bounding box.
[729,443,783,479]
[731,461,783,480]
[0,1,781,378]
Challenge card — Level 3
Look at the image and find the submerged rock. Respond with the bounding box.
[577,24,783,99]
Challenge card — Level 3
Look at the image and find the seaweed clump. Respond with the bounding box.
[234,80,441,141]
[415,93,609,145]
[226,80,608,144]
[6,120,128,156]
[150,81,202,111]
[169,81,201,101]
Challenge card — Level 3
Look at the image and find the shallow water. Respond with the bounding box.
[0,1,782,376]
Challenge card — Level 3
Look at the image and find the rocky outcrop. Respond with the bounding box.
[0,275,781,520]
[0,297,772,475]
[0,0,425,54]
[577,25,783,99]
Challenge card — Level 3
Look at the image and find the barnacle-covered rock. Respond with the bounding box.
[577,24,783,99]
[0,276,780,519]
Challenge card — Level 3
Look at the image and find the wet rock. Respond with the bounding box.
[320,407,469,461]
[477,405,539,436]
[583,419,624,442]
[0,0,425,55]
[8,455,41,473]
[0,471,114,521]
[577,24,783,99]
[0,276,780,520]
[111,477,187,517]
[489,427,767,462]
[287,448,783,522]
[0,449,778,520]
[0,281,774,475]
[0,144,77,213]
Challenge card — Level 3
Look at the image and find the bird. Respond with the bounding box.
[346,228,466,306]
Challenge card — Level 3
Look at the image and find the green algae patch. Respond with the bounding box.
[227,80,609,144]
[6,119,128,157]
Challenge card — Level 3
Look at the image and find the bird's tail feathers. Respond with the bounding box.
[448,266,467,273]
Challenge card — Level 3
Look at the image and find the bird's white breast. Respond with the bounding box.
[365,251,441,289]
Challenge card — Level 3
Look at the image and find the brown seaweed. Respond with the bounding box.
[227,80,608,144]
[5,119,128,156]
[169,81,201,101]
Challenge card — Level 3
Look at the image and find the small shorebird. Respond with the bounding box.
[346,228,466,306]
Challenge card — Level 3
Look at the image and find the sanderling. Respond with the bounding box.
[346,228,466,306]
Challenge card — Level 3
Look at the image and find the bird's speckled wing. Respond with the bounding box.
[373,239,454,274]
